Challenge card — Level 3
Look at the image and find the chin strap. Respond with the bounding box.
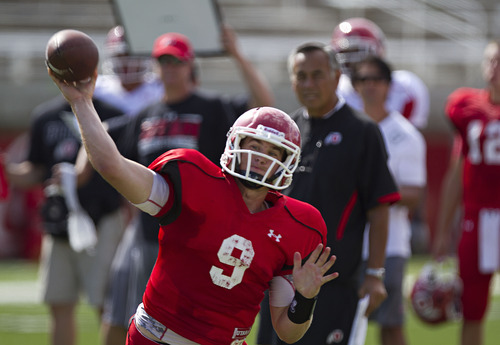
[235,169,280,190]
[238,179,263,190]
[235,169,265,189]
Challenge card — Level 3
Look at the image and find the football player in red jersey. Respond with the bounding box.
[47,63,339,345]
[433,39,500,345]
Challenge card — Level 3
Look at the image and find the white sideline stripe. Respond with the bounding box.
[0,281,39,304]
[0,314,49,333]
[0,276,499,334]
[0,274,499,305]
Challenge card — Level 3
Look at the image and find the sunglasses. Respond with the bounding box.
[353,75,387,83]
[157,55,187,66]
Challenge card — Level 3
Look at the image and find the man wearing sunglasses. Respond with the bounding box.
[351,55,427,345]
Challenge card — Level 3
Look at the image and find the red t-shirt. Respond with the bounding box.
[142,149,327,345]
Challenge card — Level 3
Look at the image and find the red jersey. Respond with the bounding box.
[446,87,500,211]
[142,149,327,345]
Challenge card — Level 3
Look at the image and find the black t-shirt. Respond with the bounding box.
[110,90,248,241]
[288,104,399,283]
[28,96,124,224]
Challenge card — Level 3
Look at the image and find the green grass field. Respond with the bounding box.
[0,256,499,345]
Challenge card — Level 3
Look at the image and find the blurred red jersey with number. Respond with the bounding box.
[142,149,326,345]
[446,88,500,211]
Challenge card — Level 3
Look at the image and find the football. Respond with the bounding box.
[45,29,99,82]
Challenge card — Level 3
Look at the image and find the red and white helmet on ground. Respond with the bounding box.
[221,107,301,190]
[101,25,155,84]
[331,17,386,75]
[410,259,462,324]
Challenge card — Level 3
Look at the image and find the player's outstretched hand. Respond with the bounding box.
[292,244,338,299]
[47,67,97,105]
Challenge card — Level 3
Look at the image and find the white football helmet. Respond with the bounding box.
[221,107,301,190]
[101,26,155,84]
[410,259,462,324]
[331,17,386,76]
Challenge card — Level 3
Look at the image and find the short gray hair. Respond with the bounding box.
[287,41,339,78]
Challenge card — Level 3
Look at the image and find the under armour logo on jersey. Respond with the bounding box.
[268,229,282,242]
[324,132,343,145]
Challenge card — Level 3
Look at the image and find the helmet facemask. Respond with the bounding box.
[331,18,386,76]
[101,55,156,84]
[221,124,301,190]
[335,39,379,76]
[102,26,156,85]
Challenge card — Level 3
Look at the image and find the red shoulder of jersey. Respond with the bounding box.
[281,194,327,245]
[148,148,223,177]
[446,88,486,120]
[147,148,223,223]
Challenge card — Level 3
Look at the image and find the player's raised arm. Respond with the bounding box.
[47,68,154,205]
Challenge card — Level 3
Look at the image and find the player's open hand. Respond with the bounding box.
[292,244,338,299]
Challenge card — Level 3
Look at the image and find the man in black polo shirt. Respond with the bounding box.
[5,95,125,345]
[258,42,400,345]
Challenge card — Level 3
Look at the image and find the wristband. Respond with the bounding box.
[366,267,386,280]
[287,290,318,324]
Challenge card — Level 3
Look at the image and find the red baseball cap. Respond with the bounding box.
[152,32,194,61]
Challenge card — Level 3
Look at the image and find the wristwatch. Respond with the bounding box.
[365,267,386,280]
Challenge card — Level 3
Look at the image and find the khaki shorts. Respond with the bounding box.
[39,208,126,307]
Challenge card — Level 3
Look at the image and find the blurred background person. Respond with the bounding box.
[282,40,399,345]
[4,94,125,345]
[258,41,399,345]
[94,25,164,118]
[433,39,500,345]
[0,134,44,260]
[332,17,430,130]
[352,55,427,345]
[331,16,431,258]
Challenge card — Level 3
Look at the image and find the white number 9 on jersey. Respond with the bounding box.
[210,234,255,289]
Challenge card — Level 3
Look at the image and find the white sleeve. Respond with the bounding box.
[269,275,295,307]
[397,128,427,187]
[132,170,170,216]
[393,70,430,129]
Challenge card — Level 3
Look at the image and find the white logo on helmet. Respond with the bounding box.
[257,124,285,138]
